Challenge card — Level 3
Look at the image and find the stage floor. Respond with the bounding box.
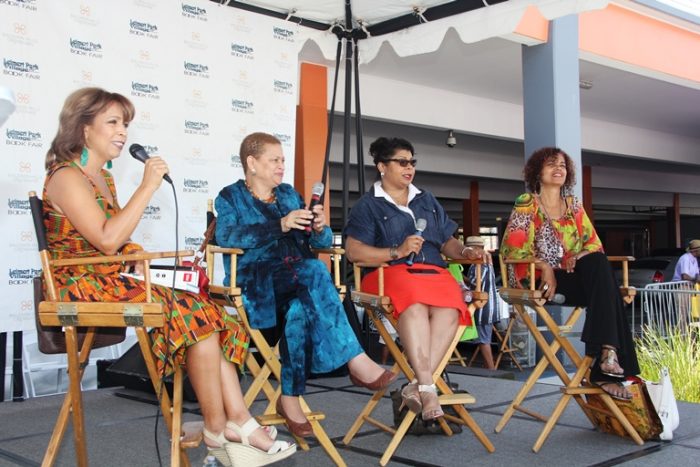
[1,368,698,466]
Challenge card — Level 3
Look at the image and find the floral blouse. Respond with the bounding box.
[500,193,602,286]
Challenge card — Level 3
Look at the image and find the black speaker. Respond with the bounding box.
[106,342,198,402]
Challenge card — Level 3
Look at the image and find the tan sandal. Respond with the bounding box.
[599,346,625,378]
[419,384,444,421]
[594,381,632,401]
[225,418,296,467]
[399,381,421,413]
[202,428,232,467]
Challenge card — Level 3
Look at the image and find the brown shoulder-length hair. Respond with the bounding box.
[239,132,281,175]
[45,87,134,171]
[523,147,576,193]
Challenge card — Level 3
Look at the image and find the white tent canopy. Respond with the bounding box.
[230,0,610,63]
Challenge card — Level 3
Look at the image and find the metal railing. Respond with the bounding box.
[630,281,700,337]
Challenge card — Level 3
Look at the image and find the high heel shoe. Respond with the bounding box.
[599,346,625,378]
[203,428,232,467]
[349,369,397,391]
[419,384,444,421]
[399,382,422,414]
[225,418,296,467]
[275,398,313,438]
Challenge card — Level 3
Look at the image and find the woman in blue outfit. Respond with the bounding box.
[215,132,395,437]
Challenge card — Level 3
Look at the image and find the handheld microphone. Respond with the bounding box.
[550,293,566,305]
[406,218,427,266]
[304,181,324,234]
[128,143,173,184]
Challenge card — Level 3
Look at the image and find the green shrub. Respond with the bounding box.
[634,325,700,403]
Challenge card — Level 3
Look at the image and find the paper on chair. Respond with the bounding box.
[121,265,200,294]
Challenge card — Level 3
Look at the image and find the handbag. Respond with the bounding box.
[586,379,663,440]
[646,367,679,440]
[33,276,126,355]
[447,264,478,341]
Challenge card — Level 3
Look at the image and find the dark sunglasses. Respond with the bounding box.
[385,158,417,168]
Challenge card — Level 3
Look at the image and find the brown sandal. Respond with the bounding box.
[594,381,632,401]
[399,382,422,413]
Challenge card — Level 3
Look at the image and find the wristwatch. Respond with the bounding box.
[389,246,399,260]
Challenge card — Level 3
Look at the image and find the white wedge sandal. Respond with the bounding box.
[225,418,296,466]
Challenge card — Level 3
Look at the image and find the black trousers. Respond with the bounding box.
[553,252,640,381]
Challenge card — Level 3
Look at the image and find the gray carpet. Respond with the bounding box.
[0,369,698,467]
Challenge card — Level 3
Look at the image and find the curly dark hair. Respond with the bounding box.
[523,147,576,193]
[368,137,415,166]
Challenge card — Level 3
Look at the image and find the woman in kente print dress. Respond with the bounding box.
[500,147,639,400]
[42,88,294,466]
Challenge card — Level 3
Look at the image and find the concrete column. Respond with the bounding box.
[522,15,582,199]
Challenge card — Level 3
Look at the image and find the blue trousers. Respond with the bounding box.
[266,258,363,395]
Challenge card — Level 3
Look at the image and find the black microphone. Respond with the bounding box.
[128,143,173,184]
[406,218,427,266]
[305,181,324,234]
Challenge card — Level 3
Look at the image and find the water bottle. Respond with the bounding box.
[202,455,218,467]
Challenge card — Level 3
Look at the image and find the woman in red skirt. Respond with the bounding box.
[344,137,490,421]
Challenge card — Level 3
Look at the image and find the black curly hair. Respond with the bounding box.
[369,137,415,166]
[523,147,576,193]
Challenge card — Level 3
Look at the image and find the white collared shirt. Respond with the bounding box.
[373,181,421,221]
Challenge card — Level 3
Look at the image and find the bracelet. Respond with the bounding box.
[389,246,399,260]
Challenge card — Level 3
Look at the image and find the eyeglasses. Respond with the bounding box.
[385,158,417,168]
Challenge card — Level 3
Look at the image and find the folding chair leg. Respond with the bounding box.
[42,327,95,467]
[64,327,88,467]
[133,328,189,466]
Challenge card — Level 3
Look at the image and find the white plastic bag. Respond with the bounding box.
[646,367,679,440]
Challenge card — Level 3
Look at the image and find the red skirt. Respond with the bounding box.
[361,263,470,325]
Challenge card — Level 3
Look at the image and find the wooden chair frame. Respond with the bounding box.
[467,319,523,371]
[204,242,347,467]
[494,255,644,452]
[342,259,495,466]
[29,191,196,467]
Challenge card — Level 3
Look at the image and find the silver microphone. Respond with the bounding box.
[406,218,427,266]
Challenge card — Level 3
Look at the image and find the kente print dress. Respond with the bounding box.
[500,193,639,380]
[43,161,248,375]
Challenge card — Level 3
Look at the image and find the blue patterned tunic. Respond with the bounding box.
[215,180,363,395]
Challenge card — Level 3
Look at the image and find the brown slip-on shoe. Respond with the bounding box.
[276,397,313,438]
[349,369,397,391]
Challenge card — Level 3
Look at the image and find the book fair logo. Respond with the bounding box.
[273,26,294,42]
[7,198,30,216]
[5,128,42,148]
[230,43,254,59]
[71,3,98,26]
[184,236,205,249]
[4,21,36,46]
[230,154,242,168]
[0,0,37,11]
[2,58,40,79]
[181,3,207,21]
[10,230,36,253]
[274,133,292,145]
[273,80,294,95]
[142,204,161,220]
[142,144,159,155]
[13,160,40,183]
[69,38,103,58]
[14,91,39,115]
[184,120,209,136]
[231,99,254,114]
[184,61,209,78]
[131,81,160,99]
[185,147,206,166]
[129,19,159,39]
[8,267,41,286]
[183,179,208,194]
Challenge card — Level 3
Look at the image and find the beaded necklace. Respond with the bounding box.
[245,179,277,204]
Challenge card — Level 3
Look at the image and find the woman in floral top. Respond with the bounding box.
[501,147,638,400]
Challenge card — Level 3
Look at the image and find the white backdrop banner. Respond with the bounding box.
[0,0,299,332]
